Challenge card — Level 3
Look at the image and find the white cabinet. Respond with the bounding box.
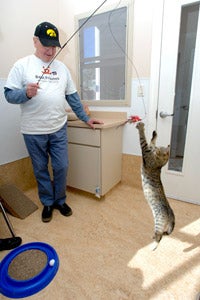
[67,124,124,197]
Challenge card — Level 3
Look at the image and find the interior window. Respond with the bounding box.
[76,2,133,106]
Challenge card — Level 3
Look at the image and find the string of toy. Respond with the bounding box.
[108,0,147,124]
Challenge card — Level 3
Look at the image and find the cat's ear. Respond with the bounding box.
[150,131,157,147]
[167,145,170,154]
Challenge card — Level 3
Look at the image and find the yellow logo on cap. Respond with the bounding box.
[46,29,57,37]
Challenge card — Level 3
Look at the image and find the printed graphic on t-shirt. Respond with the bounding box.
[35,66,59,82]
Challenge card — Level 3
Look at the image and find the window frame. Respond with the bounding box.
[75,0,134,107]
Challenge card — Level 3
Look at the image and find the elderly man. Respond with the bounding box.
[4,21,103,222]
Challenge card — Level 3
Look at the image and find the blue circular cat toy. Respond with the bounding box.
[0,242,59,298]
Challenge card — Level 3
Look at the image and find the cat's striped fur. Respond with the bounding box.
[136,122,175,250]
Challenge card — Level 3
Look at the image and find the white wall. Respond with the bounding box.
[1,0,60,77]
[0,0,61,164]
[0,0,155,164]
[0,79,28,164]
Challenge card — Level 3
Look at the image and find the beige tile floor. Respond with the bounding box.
[0,183,200,300]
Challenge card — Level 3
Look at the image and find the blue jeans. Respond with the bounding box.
[23,123,68,206]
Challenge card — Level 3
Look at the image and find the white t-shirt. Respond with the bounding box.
[5,54,77,134]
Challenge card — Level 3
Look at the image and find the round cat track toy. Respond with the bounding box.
[0,242,59,298]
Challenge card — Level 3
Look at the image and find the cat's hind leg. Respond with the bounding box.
[165,219,175,235]
[151,232,163,251]
[164,209,175,235]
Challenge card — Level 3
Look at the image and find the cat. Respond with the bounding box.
[136,122,175,250]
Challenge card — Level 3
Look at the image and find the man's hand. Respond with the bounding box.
[26,83,39,98]
[87,118,104,129]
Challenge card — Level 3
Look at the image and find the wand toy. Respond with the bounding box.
[116,115,142,129]
[126,115,142,123]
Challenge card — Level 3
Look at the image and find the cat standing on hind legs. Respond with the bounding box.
[136,122,175,250]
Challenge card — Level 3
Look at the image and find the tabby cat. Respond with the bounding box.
[136,122,175,250]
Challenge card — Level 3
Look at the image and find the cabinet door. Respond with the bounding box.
[101,126,123,195]
[67,144,100,195]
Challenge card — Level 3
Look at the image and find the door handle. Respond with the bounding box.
[159,111,174,118]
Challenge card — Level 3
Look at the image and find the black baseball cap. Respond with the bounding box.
[34,22,61,47]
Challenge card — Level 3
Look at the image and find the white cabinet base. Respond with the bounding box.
[67,125,123,197]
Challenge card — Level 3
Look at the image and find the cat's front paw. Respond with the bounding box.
[136,122,144,130]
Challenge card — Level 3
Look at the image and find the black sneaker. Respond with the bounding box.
[53,203,72,217]
[0,237,22,251]
[42,206,53,222]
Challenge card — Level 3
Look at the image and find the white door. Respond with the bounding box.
[155,0,200,204]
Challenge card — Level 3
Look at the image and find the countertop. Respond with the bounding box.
[67,111,127,129]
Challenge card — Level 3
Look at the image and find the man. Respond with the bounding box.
[4,22,103,222]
